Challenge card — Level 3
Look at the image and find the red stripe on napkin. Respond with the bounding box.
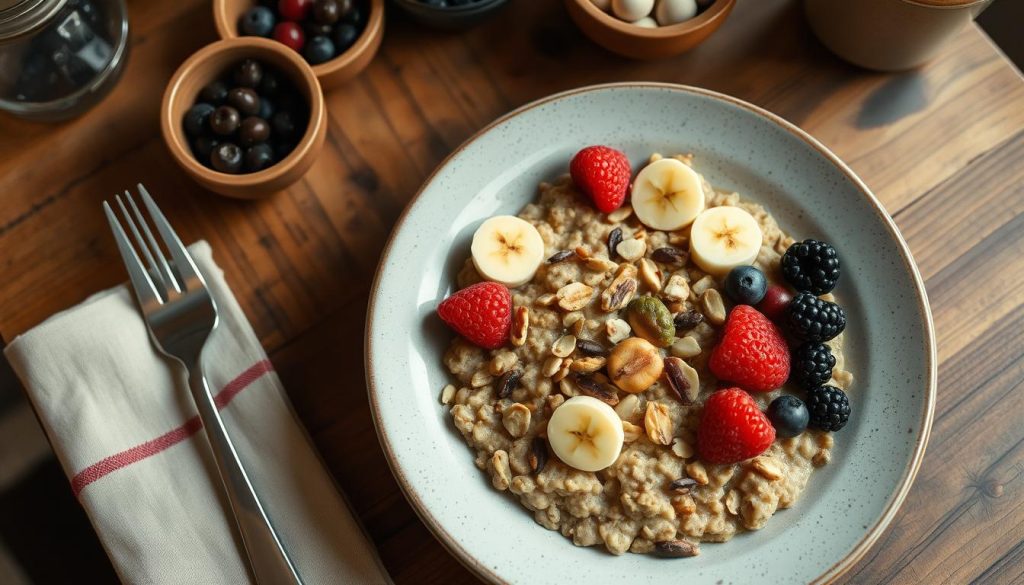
[70,360,274,497]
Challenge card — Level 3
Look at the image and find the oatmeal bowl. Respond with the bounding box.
[366,83,935,584]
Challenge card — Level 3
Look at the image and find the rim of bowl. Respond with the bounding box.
[394,0,506,12]
[160,37,325,188]
[212,0,385,77]
[364,82,937,585]
[569,0,736,37]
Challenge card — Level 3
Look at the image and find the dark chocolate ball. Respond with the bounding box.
[233,59,263,88]
[239,116,271,146]
[211,142,243,173]
[227,87,261,116]
[210,105,240,135]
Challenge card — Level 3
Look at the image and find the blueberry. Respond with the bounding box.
[724,265,768,305]
[211,142,243,174]
[239,6,275,37]
[183,103,215,136]
[199,80,229,105]
[258,96,274,120]
[244,143,276,172]
[332,23,358,51]
[192,136,219,165]
[304,36,335,64]
[767,395,809,438]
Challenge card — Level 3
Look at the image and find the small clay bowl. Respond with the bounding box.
[213,0,384,89]
[392,0,508,31]
[565,0,736,60]
[161,37,326,199]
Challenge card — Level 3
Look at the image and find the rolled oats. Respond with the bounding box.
[490,450,512,491]
[552,358,573,382]
[671,437,695,459]
[488,350,519,376]
[570,356,606,374]
[670,336,702,359]
[470,371,493,388]
[556,282,594,312]
[644,402,673,445]
[586,256,618,273]
[552,334,577,358]
[440,384,456,405]
[606,204,634,223]
[622,420,643,442]
[535,293,557,307]
[511,306,529,346]
[752,456,783,481]
[502,403,532,438]
[725,490,741,515]
[541,356,563,377]
[686,461,709,485]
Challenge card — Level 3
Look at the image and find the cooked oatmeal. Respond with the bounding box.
[442,154,853,556]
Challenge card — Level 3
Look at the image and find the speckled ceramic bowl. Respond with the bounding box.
[366,83,936,584]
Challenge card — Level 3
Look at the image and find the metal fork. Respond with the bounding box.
[103,184,303,585]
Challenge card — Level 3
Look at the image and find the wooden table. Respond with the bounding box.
[2,0,1022,582]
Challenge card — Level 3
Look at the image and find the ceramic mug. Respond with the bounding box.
[805,0,994,71]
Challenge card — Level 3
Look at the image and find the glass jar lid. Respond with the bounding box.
[0,0,67,42]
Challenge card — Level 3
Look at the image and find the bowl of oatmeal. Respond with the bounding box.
[366,83,935,584]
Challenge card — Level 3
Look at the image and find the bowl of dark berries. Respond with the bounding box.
[393,0,508,30]
[214,0,384,88]
[161,37,326,198]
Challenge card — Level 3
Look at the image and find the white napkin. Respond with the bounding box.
[3,241,392,585]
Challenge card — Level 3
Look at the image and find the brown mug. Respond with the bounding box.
[804,0,994,71]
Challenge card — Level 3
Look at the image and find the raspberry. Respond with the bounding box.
[709,305,790,392]
[787,292,846,342]
[791,342,836,390]
[569,145,631,214]
[437,281,511,350]
[805,385,851,432]
[698,388,775,464]
[781,239,840,295]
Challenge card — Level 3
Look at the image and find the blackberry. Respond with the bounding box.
[788,292,846,342]
[781,239,840,295]
[805,385,850,431]
[791,342,836,389]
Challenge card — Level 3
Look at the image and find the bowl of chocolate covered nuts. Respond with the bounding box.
[566,0,735,60]
[161,37,326,198]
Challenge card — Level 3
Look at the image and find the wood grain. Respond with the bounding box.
[0,0,1022,583]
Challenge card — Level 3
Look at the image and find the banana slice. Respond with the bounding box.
[689,206,763,276]
[631,158,706,231]
[471,216,545,288]
[547,396,625,472]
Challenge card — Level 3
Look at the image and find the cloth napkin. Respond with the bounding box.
[4,241,392,585]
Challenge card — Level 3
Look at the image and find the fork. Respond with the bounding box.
[103,184,303,585]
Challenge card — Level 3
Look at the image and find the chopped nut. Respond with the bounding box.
[571,317,586,337]
[535,293,557,307]
[686,461,709,485]
[562,312,584,331]
[752,456,783,481]
[651,246,687,266]
[671,437,695,459]
[671,494,697,516]
[725,490,741,515]
[601,264,639,312]
[501,403,532,438]
[669,477,698,494]
[662,274,690,301]
[546,394,565,411]
[574,374,620,405]
[638,258,663,293]
[610,337,665,393]
[813,449,831,467]
[622,421,643,442]
[606,318,632,344]
[542,356,563,377]
[497,369,523,399]
[556,282,594,312]
[490,450,512,490]
[614,393,642,422]
[552,358,573,382]
[576,339,609,356]
[547,250,574,264]
[511,306,529,346]
[574,246,592,260]
[670,336,702,359]
[691,275,716,298]
[529,437,548,474]
[552,334,577,358]
[607,227,623,258]
[833,369,854,390]
[644,402,673,445]
[488,351,519,376]
[607,204,634,223]
[440,384,456,405]
[654,540,699,558]
[586,256,618,273]
[470,371,493,388]
[664,357,700,403]
[617,238,646,261]
[570,356,607,374]
[701,289,727,325]
[558,377,577,397]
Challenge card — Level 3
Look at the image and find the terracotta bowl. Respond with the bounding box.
[161,37,326,199]
[565,0,735,60]
[213,0,384,89]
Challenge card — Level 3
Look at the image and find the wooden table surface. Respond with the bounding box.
[2,0,1023,583]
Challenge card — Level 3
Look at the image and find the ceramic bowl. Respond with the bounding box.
[366,83,936,584]
[392,0,508,31]
[213,0,385,88]
[565,0,735,59]
[161,37,326,199]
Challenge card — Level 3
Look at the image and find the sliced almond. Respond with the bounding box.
[490,450,512,491]
[686,461,709,485]
[638,258,663,293]
[670,336,702,359]
[622,420,643,442]
[601,264,639,312]
[616,238,646,262]
[501,403,532,438]
[535,293,557,307]
[606,204,634,223]
[752,456,783,481]
[470,371,493,388]
[614,393,642,422]
[725,489,741,515]
[570,356,607,374]
[558,377,577,397]
[644,402,673,445]
[691,275,716,298]
[586,256,618,273]
[671,437,695,459]
[541,355,563,377]
[551,334,577,358]
[701,288,727,326]
[562,311,584,329]
[556,282,594,312]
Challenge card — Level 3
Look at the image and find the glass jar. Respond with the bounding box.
[0,0,129,121]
